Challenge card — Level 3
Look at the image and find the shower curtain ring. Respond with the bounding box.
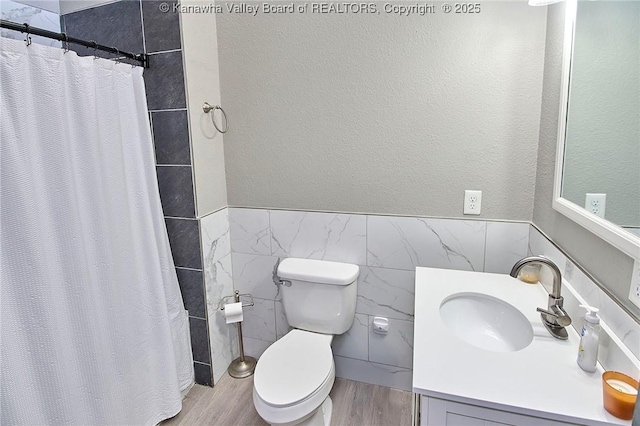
[23,23,31,46]
[113,47,121,63]
[62,32,69,53]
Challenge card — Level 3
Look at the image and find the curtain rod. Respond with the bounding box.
[1,20,149,68]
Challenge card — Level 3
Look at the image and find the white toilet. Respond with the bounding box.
[252,258,359,426]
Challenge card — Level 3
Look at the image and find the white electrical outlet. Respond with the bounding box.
[629,260,640,309]
[464,190,482,215]
[585,193,606,218]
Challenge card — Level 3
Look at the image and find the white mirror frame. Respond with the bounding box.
[553,0,640,260]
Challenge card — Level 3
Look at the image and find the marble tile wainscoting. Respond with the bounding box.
[200,208,238,384]
[228,208,531,391]
[528,227,640,376]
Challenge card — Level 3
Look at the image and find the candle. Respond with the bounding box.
[606,379,638,395]
[518,264,541,284]
[602,371,639,420]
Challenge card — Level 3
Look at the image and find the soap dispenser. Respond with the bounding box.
[577,304,600,373]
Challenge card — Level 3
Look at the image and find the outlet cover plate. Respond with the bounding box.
[464,190,482,215]
[585,193,606,218]
[629,260,640,310]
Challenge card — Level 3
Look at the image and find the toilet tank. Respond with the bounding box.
[277,258,359,335]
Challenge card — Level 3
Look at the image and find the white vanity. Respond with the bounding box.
[412,267,633,426]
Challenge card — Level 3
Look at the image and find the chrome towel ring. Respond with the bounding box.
[202,102,228,133]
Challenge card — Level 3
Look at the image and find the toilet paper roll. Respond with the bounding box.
[224,302,243,324]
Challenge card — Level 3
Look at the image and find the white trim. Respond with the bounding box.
[149,108,188,113]
[147,49,182,56]
[139,0,146,55]
[552,0,640,261]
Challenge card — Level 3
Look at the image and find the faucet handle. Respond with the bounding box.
[537,307,572,327]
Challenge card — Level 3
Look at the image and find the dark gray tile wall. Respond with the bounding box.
[141,0,182,53]
[189,317,210,363]
[193,361,212,387]
[152,110,191,165]
[176,268,206,318]
[61,1,144,59]
[144,51,187,110]
[62,0,212,386]
[157,167,196,217]
[164,218,202,269]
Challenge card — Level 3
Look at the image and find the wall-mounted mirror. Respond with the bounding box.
[554,0,640,259]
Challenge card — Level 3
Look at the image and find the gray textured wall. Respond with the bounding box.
[217,2,546,220]
[533,3,638,318]
[181,10,229,217]
[562,1,640,227]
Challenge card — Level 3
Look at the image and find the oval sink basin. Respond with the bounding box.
[439,292,533,353]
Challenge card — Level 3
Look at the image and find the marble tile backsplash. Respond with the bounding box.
[270,210,367,265]
[356,266,415,321]
[229,208,271,256]
[484,221,529,274]
[227,208,639,390]
[231,253,280,300]
[242,298,277,342]
[366,215,486,272]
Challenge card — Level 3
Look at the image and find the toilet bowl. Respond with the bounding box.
[253,330,335,426]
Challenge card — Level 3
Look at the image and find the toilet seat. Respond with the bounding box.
[255,329,333,407]
[253,329,335,425]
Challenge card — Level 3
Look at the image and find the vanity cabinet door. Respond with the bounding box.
[420,396,577,426]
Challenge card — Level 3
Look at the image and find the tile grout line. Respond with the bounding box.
[228,206,532,225]
[365,214,369,275]
[176,266,204,272]
[272,299,278,341]
[229,250,428,274]
[195,216,215,381]
[149,108,188,113]
[483,220,489,272]
[366,313,371,363]
[268,209,273,256]
[334,354,412,371]
[138,0,146,55]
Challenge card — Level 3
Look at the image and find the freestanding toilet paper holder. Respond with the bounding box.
[219,290,256,379]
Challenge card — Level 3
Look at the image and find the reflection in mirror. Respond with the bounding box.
[561,0,640,237]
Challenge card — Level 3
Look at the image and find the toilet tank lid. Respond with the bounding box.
[277,258,359,285]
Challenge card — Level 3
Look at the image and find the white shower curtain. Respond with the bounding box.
[0,38,193,425]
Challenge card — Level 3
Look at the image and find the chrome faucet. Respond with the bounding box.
[510,256,571,340]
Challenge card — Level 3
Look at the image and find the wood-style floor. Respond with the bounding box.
[162,374,412,426]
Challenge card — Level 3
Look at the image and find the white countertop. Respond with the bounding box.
[412,267,632,426]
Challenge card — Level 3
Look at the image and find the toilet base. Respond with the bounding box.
[304,396,332,426]
[270,396,333,426]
